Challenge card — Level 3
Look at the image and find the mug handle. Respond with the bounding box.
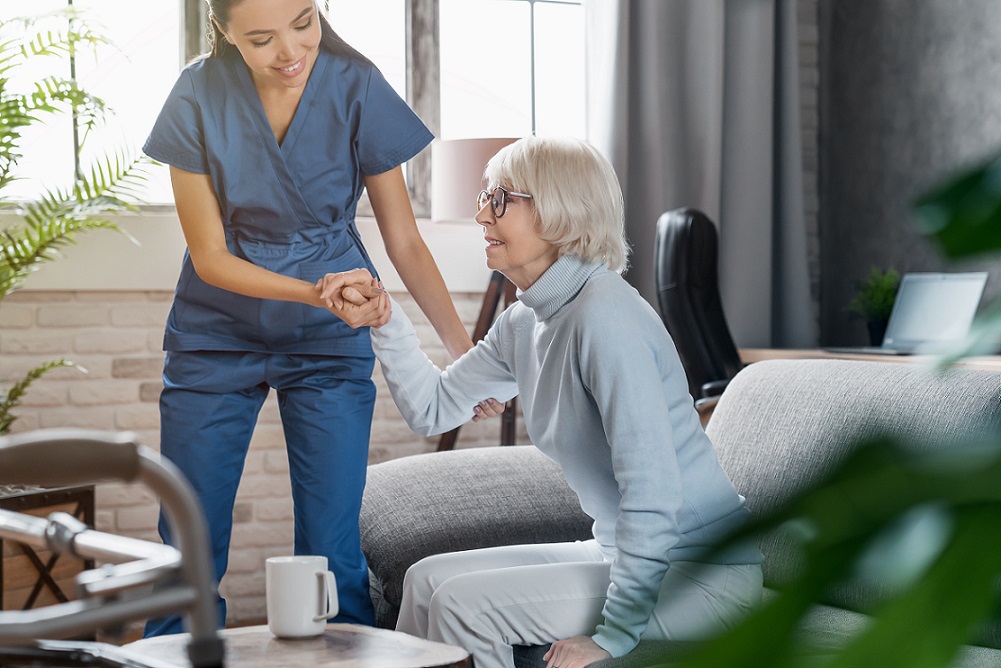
[313,570,339,622]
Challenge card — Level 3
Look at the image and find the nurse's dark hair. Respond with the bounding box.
[205,0,372,65]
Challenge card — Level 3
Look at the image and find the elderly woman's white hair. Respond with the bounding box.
[482,136,630,273]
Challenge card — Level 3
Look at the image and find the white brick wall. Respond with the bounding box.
[0,288,527,628]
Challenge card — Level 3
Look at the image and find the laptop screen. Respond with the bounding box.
[882,272,988,352]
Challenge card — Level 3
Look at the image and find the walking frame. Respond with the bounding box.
[0,429,225,667]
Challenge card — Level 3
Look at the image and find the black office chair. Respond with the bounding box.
[654,208,743,416]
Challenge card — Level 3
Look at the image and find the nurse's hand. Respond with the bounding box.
[328,287,390,328]
[316,270,390,328]
[317,269,379,309]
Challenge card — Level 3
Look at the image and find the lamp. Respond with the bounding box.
[430,138,519,222]
[430,138,521,450]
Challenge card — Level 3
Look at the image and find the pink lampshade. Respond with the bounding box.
[431,138,519,222]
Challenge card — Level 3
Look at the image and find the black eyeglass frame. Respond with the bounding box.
[476,186,534,218]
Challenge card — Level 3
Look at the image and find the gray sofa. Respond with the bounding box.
[359,358,1001,667]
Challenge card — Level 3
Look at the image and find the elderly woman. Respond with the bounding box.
[321,136,762,668]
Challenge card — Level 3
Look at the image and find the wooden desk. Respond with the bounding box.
[739,348,1001,372]
[123,623,471,668]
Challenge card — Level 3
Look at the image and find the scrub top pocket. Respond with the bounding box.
[170,257,264,348]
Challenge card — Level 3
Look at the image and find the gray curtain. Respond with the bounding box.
[586,0,815,348]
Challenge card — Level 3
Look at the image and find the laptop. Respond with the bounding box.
[824,271,989,356]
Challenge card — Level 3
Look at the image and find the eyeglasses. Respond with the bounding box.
[476,186,533,219]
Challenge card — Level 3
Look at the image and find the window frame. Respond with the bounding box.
[404,0,439,216]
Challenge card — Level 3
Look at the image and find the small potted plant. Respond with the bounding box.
[847,266,901,345]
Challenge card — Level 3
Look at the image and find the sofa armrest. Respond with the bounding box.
[360,446,593,628]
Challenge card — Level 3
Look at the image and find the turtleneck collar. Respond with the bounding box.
[517,254,606,321]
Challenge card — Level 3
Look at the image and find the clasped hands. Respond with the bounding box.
[316,268,504,423]
[316,268,391,329]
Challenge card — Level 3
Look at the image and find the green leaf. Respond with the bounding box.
[0,360,86,435]
[913,152,1001,259]
[827,508,1001,668]
[677,439,1001,668]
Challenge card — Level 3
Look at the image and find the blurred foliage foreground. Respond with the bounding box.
[672,154,1001,668]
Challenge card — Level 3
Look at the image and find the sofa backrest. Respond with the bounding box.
[706,358,1001,621]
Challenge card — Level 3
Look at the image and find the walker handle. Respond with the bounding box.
[0,428,141,487]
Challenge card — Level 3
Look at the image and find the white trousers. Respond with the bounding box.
[395,540,762,668]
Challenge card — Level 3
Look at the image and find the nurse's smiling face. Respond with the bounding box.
[215,0,321,89]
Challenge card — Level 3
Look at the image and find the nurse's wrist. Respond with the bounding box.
[299,281,328,309]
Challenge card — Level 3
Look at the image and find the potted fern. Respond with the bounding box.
[0,8,149,435]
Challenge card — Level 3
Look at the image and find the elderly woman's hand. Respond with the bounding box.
[543,636,611,668]
[471,398,505,422]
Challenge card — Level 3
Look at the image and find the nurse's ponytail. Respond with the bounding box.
[203,0,235,59]
[206,17,231,59]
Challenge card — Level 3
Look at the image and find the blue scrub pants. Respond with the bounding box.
[144,350,377,637]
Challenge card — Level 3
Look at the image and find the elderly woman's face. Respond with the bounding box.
[476,186,559,291]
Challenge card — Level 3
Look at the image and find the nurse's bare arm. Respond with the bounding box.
[169,166,383,328]
[364,166,475,361]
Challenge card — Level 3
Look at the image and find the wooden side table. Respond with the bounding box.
[123,624,471,668]
[0,484,95,612]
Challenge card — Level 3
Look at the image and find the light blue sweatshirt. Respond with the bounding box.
[370,254,761,657]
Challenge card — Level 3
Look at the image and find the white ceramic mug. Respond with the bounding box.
[265,555,338,639]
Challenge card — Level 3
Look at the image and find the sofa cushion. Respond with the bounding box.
[706,359,1001,634]
[360,445,593,628]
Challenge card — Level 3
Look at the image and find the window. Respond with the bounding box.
[6,0,584,209]
[332,0,585,210]
[438,0,585,139]
[329,0,584,138]
[6,0,181,203]
[327,1,407,99]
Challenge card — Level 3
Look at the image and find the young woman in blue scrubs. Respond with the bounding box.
[142,0,492,635]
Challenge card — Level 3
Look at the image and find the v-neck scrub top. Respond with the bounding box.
[145,48,434,356]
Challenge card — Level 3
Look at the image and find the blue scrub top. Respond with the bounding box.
[144,48,434,356]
